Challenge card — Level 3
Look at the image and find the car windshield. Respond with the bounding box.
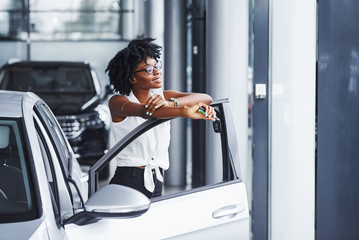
[0,66,95,93]
[0,119,38,223]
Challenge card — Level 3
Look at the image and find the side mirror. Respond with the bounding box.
[64,185,150,226]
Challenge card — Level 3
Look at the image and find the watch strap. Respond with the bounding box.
[169,97,178,107]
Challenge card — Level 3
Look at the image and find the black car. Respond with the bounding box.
[0,60,112,178]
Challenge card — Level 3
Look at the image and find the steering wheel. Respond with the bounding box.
[0,189,8,200]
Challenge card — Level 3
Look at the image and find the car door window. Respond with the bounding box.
[162,118,228,195]
[35,103,72,175]
[0,119,38,223]
[92,101,239,197]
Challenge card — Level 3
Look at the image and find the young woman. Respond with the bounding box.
[105,38,216,198]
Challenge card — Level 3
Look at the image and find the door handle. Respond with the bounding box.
[212,204,245,219]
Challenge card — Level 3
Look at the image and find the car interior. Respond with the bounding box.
[0,125,27,208]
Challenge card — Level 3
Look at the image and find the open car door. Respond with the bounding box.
[66,99,250,240]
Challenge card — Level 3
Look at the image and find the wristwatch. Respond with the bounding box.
[169,97,178,107]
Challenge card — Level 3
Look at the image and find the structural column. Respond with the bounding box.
[163,0,187,186]
[121,0,135,40]
[206,0,249,185]
[145,0,164,46]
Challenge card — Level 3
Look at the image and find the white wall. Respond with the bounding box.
[206,0,249,190]
[269,0,316,239]
[0,42,27,67]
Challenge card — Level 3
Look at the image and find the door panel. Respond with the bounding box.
[66,181,249,239]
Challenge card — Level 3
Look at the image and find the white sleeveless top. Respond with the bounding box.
[109,91,171,193]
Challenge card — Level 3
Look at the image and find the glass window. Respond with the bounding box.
[0,0,140,41]
[29,0,119,11]
[0,119,38,223]
[0,0,145,41]
[34,111,84,216]
[99,111,235,196]
[167,116,227,194]
[0,66,95,93]
[35,104,72,175]
[29,11,121,41]
[0,0,26,40]
[29,0,123,40]
[0,0,23,11]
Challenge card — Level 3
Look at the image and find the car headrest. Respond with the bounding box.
[0,126,10,149]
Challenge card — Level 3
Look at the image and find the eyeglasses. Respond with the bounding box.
[134,61,162,75]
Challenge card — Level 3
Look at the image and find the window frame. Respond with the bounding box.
[33,103,78,222]
[88,100,241,197]
[34,116,62,226]
[34,103,72,175]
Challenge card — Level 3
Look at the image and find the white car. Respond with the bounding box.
[0,90,249,240]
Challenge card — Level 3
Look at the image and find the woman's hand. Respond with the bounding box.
[145,94,170,116]
[183,103,217,121]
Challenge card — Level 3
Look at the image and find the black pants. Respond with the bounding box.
[109,167,163,198]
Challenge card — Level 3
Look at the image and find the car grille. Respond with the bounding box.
[57,112,104,139]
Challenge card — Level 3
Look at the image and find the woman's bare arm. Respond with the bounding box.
[149,90,215,120]
[149,103,216,121]
[109,95,147,122]
[109,95,186,122]
[163,90,213,107]
[109,93,216,122]
[144,90,213,116]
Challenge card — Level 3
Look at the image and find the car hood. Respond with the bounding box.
[36,92,101,115]
[0,218,49,240]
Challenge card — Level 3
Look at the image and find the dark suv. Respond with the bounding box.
[0,60,112,178]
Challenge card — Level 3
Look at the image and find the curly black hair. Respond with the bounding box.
[105,38,162,96]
